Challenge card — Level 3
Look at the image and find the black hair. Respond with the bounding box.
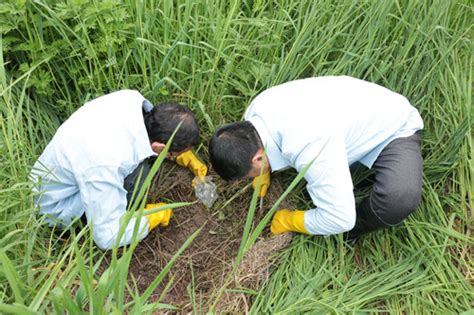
[209,121,262,180]
[144,102,199,152]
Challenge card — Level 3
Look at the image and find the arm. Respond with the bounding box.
[78,166,150,250]
[271,136,356,235]
[294,136,356,234]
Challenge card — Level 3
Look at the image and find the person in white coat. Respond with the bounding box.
[30,90,207,250]
[209,76,423,241]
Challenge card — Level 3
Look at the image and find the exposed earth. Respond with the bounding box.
[101,160,294,313]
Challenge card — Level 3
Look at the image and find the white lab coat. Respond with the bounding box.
[30,90,155,249]
[245,76,423,235]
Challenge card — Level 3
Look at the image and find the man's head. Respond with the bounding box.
[144,102,199,156]
[209,121,270,180]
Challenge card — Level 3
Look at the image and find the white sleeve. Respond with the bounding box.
[293,136,356,235]
[78,166,150,250]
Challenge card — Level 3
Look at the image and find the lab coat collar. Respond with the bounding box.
[247,116,289,172]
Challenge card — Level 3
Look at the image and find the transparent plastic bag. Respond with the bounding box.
[194,176,218,208]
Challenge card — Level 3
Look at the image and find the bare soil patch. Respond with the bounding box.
[102,161,294,313]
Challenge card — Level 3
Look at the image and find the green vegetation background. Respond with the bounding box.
[0,0,472,313]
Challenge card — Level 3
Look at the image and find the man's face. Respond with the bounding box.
[246,166,262,178]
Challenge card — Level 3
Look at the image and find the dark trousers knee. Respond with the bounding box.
[371,183,421,226]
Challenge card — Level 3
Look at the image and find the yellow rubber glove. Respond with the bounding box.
[270,209,309,235]
[176,150,208,183]
[252,172,271,198]
[145,203,173,232]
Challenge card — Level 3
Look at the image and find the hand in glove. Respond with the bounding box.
[270,209,309,235]
[252,172,271,198]
[145,203,173,231]
[176,150,208,184]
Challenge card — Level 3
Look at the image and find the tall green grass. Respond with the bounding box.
[0,0,472,313]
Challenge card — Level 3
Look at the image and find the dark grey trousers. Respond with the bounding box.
[123,157,154,206]
[348,131,423,238]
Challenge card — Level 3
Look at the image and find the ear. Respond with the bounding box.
[251,148,266,170]
[151,142,166,154]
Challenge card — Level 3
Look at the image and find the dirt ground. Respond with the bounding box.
[101,160,294,313]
